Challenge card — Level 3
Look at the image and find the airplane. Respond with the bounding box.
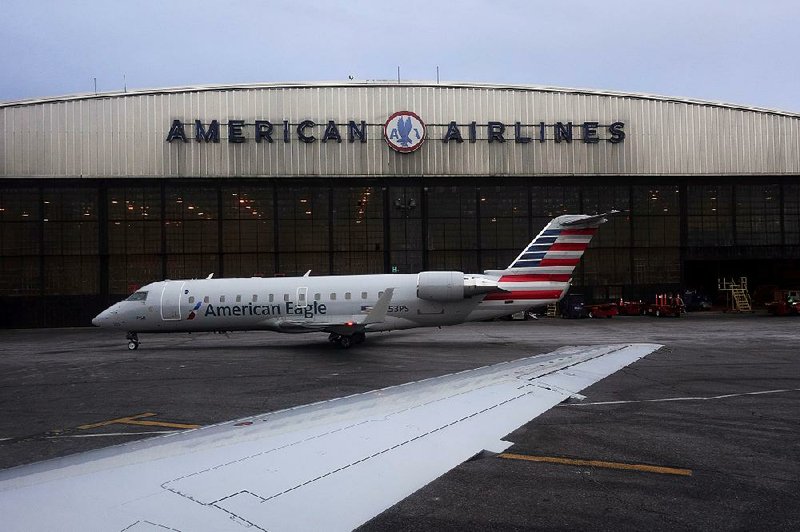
[92,211,617,349]
[0,342,662,531]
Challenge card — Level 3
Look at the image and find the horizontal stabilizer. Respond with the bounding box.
[560,210,620,227]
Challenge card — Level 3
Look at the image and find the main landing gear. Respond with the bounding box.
[126,332,139,350]
[328,331,366,349]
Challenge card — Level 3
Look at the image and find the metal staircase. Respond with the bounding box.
[546,303,558,317]
[718,277,752,312]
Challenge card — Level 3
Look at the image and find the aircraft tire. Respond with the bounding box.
[338,336,353,349]
[128,341,139,350]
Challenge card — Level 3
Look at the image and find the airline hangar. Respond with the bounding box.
[1,82,799,327]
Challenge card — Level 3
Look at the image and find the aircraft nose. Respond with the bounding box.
[92,308,111,327]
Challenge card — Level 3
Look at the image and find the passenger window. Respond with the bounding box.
[345,292,351,300]
[378,291,384,298]
[269,294,274,303]
[252,294,258,302]
[220,295,226,303]
[330,293,336,300]
[203,296,209,303]
[283,293,289,302]
[236,295,241,303]
[314,293,321,301]
[361,291,368,299]
[188,296,195,304]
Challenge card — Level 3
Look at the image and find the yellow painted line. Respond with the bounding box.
[78,413,200,431]
[499,453,692,476]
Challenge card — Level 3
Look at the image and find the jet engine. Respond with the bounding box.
[417,271,465,301]
[417,272,503,301]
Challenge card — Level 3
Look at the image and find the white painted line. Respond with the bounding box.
[560,388,800,407]
[44,431,181,439]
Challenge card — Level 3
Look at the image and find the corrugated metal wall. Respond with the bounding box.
[1,83,799,177]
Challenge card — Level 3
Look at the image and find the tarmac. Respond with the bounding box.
[0,312,798,530]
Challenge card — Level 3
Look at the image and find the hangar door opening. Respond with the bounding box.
[684,260,800,306]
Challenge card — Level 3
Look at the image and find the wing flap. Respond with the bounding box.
[0,343,661,532]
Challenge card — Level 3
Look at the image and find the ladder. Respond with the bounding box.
[546,303,558,317]
[731,287,751,312]
[718,277,752,312]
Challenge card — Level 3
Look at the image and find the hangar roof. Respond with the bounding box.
[2,81,798,118]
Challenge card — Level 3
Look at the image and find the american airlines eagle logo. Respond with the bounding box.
[186,301,202,320]
[384,111,426,153]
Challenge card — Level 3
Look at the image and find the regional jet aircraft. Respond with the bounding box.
[93,212,616,349]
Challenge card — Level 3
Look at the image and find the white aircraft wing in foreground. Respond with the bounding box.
[0,343,661,531]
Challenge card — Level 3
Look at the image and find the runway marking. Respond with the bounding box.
[78,413,201,430]
[46,430,180,439]
[560,388,800,407]
[499,453,692,476]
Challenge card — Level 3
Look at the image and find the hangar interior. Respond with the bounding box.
[1,177,798,327]
[1,82,799,327]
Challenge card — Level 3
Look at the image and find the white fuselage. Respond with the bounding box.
[92,273,567,334]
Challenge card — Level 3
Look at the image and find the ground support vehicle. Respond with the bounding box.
[560,294,589,319]
[617,300,646,315]
[647,294,685,317]
[586,303,619,318]
[766,300,799,316]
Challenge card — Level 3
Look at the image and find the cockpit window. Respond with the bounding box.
[126,291,148,302]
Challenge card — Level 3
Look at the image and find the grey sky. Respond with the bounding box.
[2,0,798,112]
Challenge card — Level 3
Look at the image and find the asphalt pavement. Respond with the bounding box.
[0,312,798,530]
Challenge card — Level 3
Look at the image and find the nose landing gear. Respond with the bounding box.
[126,332,139,350]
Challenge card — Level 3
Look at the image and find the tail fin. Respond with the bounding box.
[485,211,616,282]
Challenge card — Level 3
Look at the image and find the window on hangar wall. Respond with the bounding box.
[0,189,41,296]
[42,188,99,295]
[687,185,733,247]
[426,185,477,272]
[222,185,275,278]
[277,187,329,276]
[108,186,161,294]
[478,186,528,272]
[165,185,219,280]
[332,186,384,275]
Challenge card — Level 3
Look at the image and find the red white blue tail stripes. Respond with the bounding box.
[507,226,596,273]
[482,214,611,304]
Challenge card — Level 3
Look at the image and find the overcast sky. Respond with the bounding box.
[2,0,798,112]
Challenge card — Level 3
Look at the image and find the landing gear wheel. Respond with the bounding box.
[126,332,139,350]
[338,336,353,349]
[328,333,340,343]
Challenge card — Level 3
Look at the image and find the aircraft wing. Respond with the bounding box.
[0,343,661,531]
[278,288,394,334]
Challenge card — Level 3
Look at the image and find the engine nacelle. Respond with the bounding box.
[417,271,465,301]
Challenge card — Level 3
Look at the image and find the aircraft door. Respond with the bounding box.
[160,281,185,320]
[296,287,309,308]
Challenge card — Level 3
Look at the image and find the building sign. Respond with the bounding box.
[165,113,625,150]
[384,111,426,153]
